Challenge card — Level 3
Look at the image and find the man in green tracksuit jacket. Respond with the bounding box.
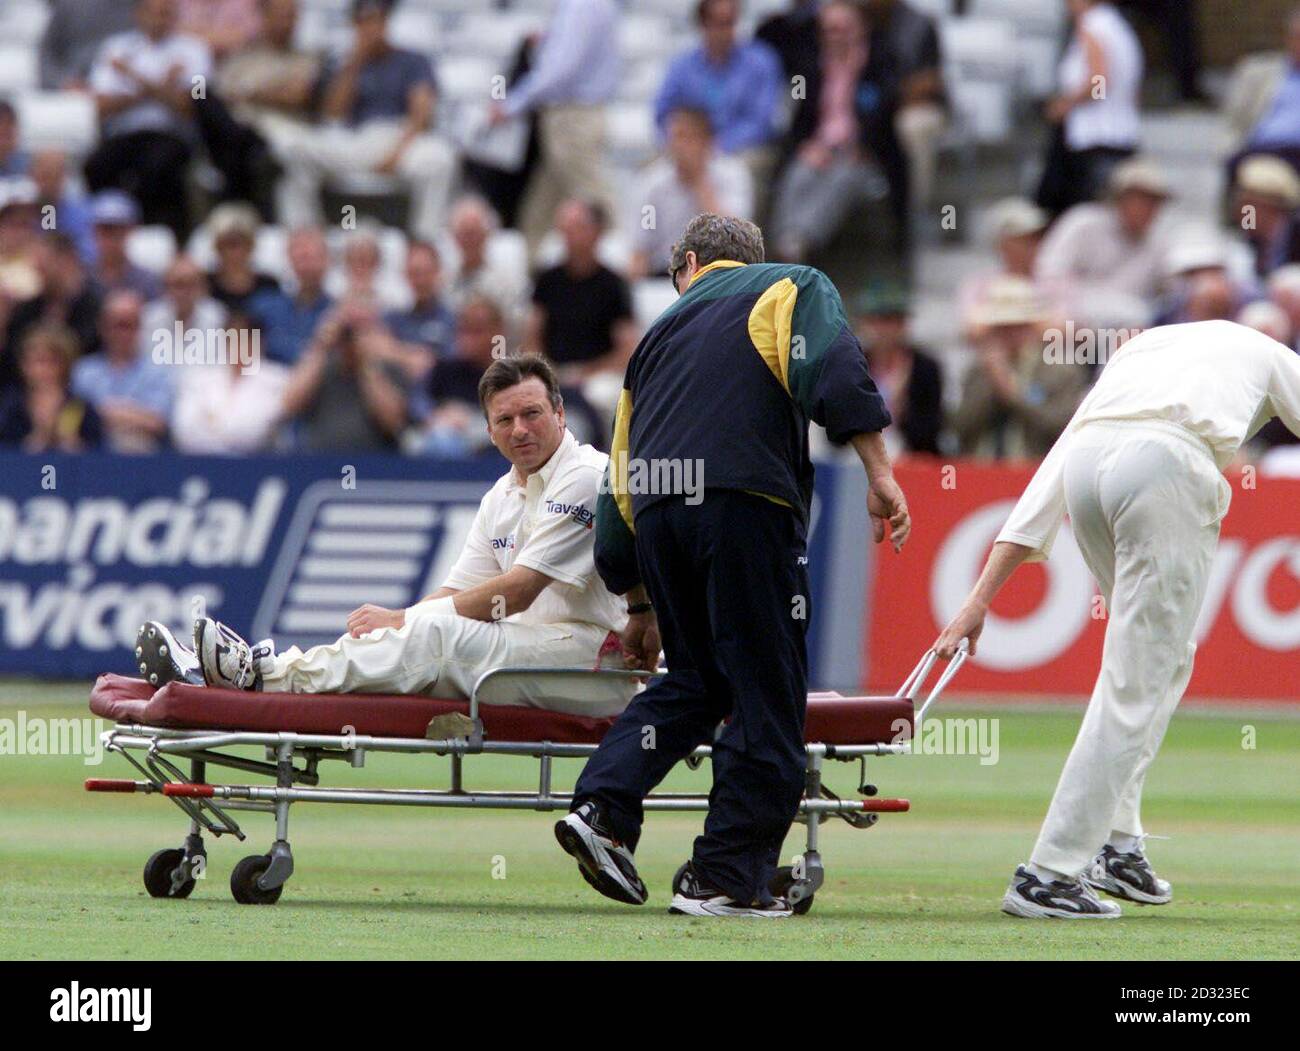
[554,213,911,917]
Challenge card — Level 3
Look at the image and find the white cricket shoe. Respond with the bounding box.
[194,617,262,691]
[1084,844,1173,905]
[134,621,204,688]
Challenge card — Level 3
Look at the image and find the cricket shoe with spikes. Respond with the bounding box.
[1084,844,1173,905]
[134,621,205,688]
[1001,864,1122,919]
[193,617,273,691]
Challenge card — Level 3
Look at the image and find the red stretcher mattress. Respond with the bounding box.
[89,674,913,747]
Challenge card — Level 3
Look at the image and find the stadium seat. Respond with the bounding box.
[0,46,39,95]
[969,0,1066,40]
[0,1,50,45]
[446,12,542,62]
[633,278,678,328]
[604,103,658,167]
[15,92,99,158]
[125,226,179,276]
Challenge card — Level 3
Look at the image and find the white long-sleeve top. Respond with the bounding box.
[998,320,1300,560]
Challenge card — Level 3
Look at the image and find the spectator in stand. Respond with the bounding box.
[1238,299,1294,348]
[1152,237,1256,327]
[770,0,905,262]
[1036,158,1176,331]
[525,199,637,384]
[655,0,783,185]
[951,277,1088,461]
[959,198,1059,341]
[1225,8,1300,183]
[853,282,943,457]
[333,227,404,310]
[385,241,455,372]
[85,0,213,242]
[408,296,605,457]
[88,191,162,301]
[72,289,173,453]
[141,255,227,355]
[487,0,621,260]
[0,325,103,451]
[408,294,510,458]
[205,203,280,314]
[4,235,102,384]
[218,0,324,160]
[278,0,455,242]
[1036,0,1144,218]
[0,182,42,303]
[444,196,528,324]
[1115,0,1205,104]
[628,108,754,280]
[246,226,333,366]
[171,309,290,454]
[280,297,409,452]
[0,101,31,179]
[30,151,96,264]
[1234,153,1300,280]
[177,0,261,62]
[1266,264,1300,349]
[39,0,137,91]
[757,0,821,83]
[863,0,948,222]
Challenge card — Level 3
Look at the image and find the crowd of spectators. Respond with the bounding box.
[1,0,1300,464]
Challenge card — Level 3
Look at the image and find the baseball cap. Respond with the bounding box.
[1164,235,1227,278]
[91,190,142,227]
[1235,154,1300,209]
[855,279,911,318]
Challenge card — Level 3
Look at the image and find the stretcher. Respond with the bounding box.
[85,644,967,913]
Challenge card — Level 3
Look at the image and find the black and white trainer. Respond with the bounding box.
[1001,864,1121,919]
[668,860,793,919]
[554,801,648,905]
[1084,844,1172,905]
[134,621,204,688]
[194,617,260,691]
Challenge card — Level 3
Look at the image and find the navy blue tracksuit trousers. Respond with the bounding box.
[572,490,810,904]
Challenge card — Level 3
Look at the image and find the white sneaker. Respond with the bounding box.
[554,802,648,905]
[1084,844,1173,905]
[194,617,259,691]
[1001,864,1122,919]
[668,861,793,918]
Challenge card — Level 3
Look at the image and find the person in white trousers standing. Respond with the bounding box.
[137,355,654,718]
[935,319,1300,918]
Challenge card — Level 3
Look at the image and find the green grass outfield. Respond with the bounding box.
[1,680,1295,960]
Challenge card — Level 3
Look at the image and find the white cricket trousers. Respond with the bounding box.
[261,612,631,717]
[1030,419,1231,876]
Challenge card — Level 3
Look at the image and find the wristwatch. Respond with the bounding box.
[627,601,653,615]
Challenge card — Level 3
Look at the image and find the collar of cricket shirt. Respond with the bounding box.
[686,259,747,290]
[510,427,576,494]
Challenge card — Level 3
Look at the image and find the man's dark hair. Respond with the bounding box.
[668,213,765,276]
[0,99,16,123]
[667,106,716,136]
[352,0,394,20]
[696,0,737,26]
[478,353,564,419]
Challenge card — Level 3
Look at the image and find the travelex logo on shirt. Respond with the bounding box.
[491,534,516,550]
[546,501,595,529]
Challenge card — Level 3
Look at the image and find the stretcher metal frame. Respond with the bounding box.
[86,644,967,911]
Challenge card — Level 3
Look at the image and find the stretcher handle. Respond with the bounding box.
[913,640,969,724]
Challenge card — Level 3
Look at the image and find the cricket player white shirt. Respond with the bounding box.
[441,428,629,636]
[997,320,1300,559]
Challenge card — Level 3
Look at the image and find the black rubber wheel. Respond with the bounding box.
[230,854,283,905]
[143,848,196,899]
[770,864,815,915]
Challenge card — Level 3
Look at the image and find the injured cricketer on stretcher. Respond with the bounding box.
[134,356,654,718]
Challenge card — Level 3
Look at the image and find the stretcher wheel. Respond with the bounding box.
[230,854,283,905]
[143,848,196,899]
[770,865,815,916]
